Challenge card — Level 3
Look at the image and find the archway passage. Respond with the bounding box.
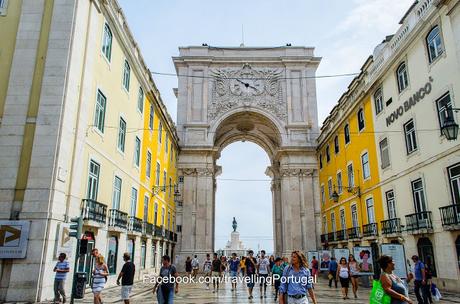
[174,46,321,270]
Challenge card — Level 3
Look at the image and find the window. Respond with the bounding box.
[374,88,384,115]
[361,152,370,179]
[436,93,455,134]
[87,160,100,200]
[331,212,336,232]
[321,185,325,205]
[379,138,390,169]
[170,145,174,161]
[165,135,169,154]
[107,236,118,274]
[158,122,163,143]
[412,178,427,214]
[386,190,397,219]
[141,241,146,269]
[154,203,158,225]
[117,117,126,152]
[94,90,106,133]
[366,197,375,223]
[322,216,328,233]
[156,162,160,186]
[319,154,323,169]
[149,103,154,130]
[127,239,135,262]
[130,187,137,217]
[0,0,9,15]
[340,209,346,230]
[344,124,350,144]
[347,163,354,188]
[112,176,122,209]
[169,177,172,197]
[351,204,359,228]
[397,62,409,92]
[357,109,365,131]
[151,242,157,267]
[143,195,149,222]
[137,87,144,113]
[163,171,167,192]
[134,137,141,167]
[146,151,152,178]
[122,60,131,91]
[177,225,182,233]
[404,119,418,154]
[161,207,165,226]
[427,26,443,63]
[337,172,343,194]
[326,145,330,162]
[167,211,171,230]
[334,136,339,154]
[448,163,460,204]
[328,178,333,199]
[102,23,113,61]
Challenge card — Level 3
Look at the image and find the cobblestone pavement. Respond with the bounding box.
[73,274,460,304]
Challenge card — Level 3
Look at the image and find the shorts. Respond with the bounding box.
[339,277,350,288]
[259,273,269,286]
[246,274,255,288]
[230,270,238,277]
[121,285,132,300]
[351,275,359,279]
[211,271,220,277]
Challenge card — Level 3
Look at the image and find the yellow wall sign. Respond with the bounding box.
[0,221,30,259]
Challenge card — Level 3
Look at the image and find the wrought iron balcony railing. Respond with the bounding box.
[108,209,128,229]
[362,223,378,237]
[336,229,347,241]
[143,221,154,235]
[381,218,402,235]
[127,216,143,233]
[405,211,433,232]
[327,232,337,242]
[320,234,328,243]
[347,226,361,239]
[439,204,460,227]
[82,199,107,224]
[154,225,164,238]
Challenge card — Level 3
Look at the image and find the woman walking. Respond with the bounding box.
[336,257,350,300]
[92,255,108,304]
[379,255,413,304]
[185,256,192,276]
[348,254,359,298]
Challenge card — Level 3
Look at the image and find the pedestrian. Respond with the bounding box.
[411,255,429,304]
[424,256,434,304]
[272,257,284,302]
[191,255,200,279]
[185,256,192,276]
[328,257,338,288]
[379,255,413,304]
[269,255,275,270]
[240,256,246,277]
[211,253,222,293]
[279,250,317,304]
[282,256,289,269]
[336,257,350,300]
[245,250,257,299]
[154,255,178,304]
[202,253,212,290]
[348,254,359,298]
[117,252,135,304]
[311,256,319,279]
[257,249,270,298]
[53,253,70,304]
[228,253,240,291]
[92,255,108,304]
[220,255,227,277]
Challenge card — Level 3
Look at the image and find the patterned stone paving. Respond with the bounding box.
[73,274,460,304]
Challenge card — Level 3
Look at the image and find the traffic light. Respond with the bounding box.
[69,216,82,239]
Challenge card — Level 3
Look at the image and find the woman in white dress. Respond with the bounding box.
[92,255,108,304]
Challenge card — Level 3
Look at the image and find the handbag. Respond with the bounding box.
[369,280,391,304]
[328,273,333,280]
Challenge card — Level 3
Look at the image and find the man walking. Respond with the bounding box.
[412,255,428,304]
[257,250,270,298]
[211,253,222,293]
[245,250,257,300]
[328,257,338,288]
[228,253,240,292]
[117,253,135,304]
[53,253,70,303]
[203,253,212,290]
[191,255,200,279]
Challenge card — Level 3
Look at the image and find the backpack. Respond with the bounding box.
[369,280,391,304]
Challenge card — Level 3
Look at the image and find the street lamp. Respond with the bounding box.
[441,115,459,141]
[347,186,361,198]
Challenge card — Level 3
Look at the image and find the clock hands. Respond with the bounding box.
[236,79,258,90]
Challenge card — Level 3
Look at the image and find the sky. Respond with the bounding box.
[118,0,414,253]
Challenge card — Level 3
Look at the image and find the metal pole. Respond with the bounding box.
[70,238,81,304]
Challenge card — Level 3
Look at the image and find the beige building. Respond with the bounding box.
[0,0,177,302]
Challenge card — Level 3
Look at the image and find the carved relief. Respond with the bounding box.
[280,168,314,177]
[179,168,216,177]
[209,63,286,122]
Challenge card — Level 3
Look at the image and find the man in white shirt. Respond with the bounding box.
[191,255,200,279]
[257,250,271,298]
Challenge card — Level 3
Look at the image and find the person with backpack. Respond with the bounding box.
[378,255,413,304]
[154,255,178,304]
[279,251,317,304]
[191,255,200,279]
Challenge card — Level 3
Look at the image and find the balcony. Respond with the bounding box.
[173,232,178,242]
[439,204,460,230]
[127,216,143,233]
[165,230,171,241]
[108,209,128,229]
[381,218,402,235]
[154,225,164,238]
[347,226,361,239]
[405,211,433,233]
[327,232,337,242]
[320,234,328,243]
[168,230,175,242]
[362,223,378,238]
[82,199,107,224]
[143,221,154,236]
[336,229,347,241]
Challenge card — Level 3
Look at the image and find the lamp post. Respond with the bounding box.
[441,115,459,140]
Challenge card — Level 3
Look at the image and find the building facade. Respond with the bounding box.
[318,0,460,292]
[0,0,177,302]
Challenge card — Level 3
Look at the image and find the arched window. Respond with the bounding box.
[417,237,437,277]
[374,88,384,115]
[427,26,443,63]
[102,23,112,61]
[334,136,339,154]
[123,60,131,91]
[357,109,365,131]
[397,62,409,92]
[107,236,118,274]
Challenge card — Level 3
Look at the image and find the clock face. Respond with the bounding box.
[230,78,265,96]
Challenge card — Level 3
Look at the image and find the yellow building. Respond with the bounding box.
[317,58,384,252]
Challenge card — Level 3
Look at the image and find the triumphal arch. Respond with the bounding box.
[173,46,321,266]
